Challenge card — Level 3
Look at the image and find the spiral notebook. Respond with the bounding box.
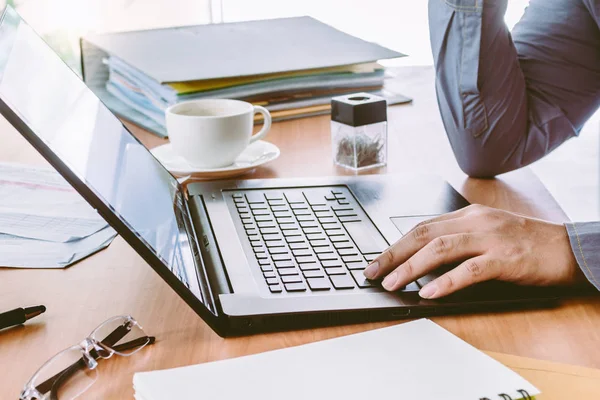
[133,319,539,400]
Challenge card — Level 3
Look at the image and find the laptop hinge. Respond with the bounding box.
[184,192,232,298]
[179,192,223,318]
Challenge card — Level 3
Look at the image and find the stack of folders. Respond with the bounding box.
[80,16,409,137]
[133,320,540,400]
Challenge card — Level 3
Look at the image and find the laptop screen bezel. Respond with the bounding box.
[0,6,226,335]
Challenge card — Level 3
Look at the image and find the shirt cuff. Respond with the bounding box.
[565,222,600,290]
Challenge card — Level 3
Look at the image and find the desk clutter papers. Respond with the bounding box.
[133,319,540,400]
[0,162,116,268]
[80,17,409,137]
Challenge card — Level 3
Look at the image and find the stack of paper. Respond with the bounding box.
[81,16,410,137]
[0,163,116,268]
[133,319,540,400]
[105,58,391,128]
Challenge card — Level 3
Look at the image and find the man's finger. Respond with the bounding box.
[418,256,498,299]
[380,233,484,291]
[363,215,475,280]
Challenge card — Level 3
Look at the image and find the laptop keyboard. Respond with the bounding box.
[231,187,418,294]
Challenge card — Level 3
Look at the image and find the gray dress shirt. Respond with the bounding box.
[429,0,600,289]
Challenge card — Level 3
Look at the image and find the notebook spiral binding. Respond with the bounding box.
[480,389,532,400]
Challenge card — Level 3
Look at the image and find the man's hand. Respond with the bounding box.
[363,205,586,299]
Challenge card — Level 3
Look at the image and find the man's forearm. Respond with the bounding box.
[428,0,599,177]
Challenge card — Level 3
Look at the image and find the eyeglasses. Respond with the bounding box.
[20,315,155,400]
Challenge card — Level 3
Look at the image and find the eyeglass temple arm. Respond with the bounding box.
[33,323,154,396]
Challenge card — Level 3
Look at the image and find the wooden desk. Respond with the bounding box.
[1,66,599,399]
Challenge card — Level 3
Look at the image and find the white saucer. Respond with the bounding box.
[151,140,280,179]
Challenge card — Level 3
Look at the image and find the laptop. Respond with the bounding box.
[0,6,558,337]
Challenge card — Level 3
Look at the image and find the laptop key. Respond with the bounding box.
[296,255,317,264]
[284,192,305,204]
[404,282,420,292]
[334,210,358,217]
[250,241,263,248]
[275,260,295,269]
[248,235,261,242]
[284,282,307,292]
[325,267,347,275]
[306,233,326,241]
[255,253,269,260]
[269,247,290,255]
[266,277,279,285]
[303,270,325,278]
[263,233,283,241]
[260,264,273,272]
[290,203,309,210]
[254,215,273,222]
[298,262,320,271]
[314,246,334,254]
[364,254,379,262]
[333,241,353,250]
[323,223,343,231]
[260,227,279,235]
[245,192,266,204]
[265,192,284,200]
[268,200,286,207]
[293,209,311,216]
[297,215,315,222]
[265,240,285,248]
[303,227,323,235]
[282,229,301,237]
[272,254,292,262]
[330,274,355,289]
[330,235,349,243]
[342,255,363,263]
[270,205,289,212]
[322,259,343,268]
[309,239,329,247]
[299,221,319,228]
[346,260,368,270]
[280,223,300,231]
[306,277,331,291]
[252,209,270,216]
[311,205,328,212]
[250,203,268,210]
[273,210,292,218]
[269,284,283,293]
[292,249,312,257]
[303,191,327,206]
[338,248,359,257]
[317,253,338,261]
[281,275,302,284]
[331,204,353,211]
[258,259,272,266]
[350,270,375,288]
[257,221,276,229]
[276,217,295,224]
[263,271,276,278]
[278,268,300,276]
[289,242,308,250]
[285,235,305,243]
[318,217,337,224]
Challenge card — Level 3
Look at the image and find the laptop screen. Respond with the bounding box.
[0,7,205,303]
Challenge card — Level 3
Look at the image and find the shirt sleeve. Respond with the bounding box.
[428,0,600,177]
[565,222,600,290]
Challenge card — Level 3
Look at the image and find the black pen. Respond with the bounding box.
[0,305,46,330]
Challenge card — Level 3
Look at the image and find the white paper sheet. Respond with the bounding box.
[0,226,116,268]
[133,319,540,400]
[0,163,117,268]
[0,162,108,241]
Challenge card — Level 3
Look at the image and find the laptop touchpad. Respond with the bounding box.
[390,215,440,236]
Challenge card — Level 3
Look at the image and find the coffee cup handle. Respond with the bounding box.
[249,106,272,144]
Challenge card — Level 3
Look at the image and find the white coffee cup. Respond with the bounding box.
[165,99,272,168]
